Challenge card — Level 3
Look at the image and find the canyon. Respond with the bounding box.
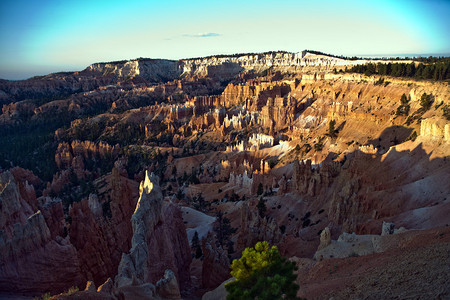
[0,51,449,299]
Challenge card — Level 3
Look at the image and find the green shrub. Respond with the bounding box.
[405,131,418,142]
[314,142,323,151]
[34,293,51,300]
[348,252,360,258]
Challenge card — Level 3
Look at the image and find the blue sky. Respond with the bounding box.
[0,0,449,80]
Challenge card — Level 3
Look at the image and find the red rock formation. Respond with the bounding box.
[69,167,138,286]
[69,199,117,284]
[41,198,66,239]
[115,171,191,289]
[201,236,231,289]
[0,171,84,295]
[43,169,71,196]
[9,167,40,211]
[55,142,74,169]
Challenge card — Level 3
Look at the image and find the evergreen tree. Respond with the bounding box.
[328,119,336,137]
[257,197,267,218]
[215,211,236,248]
[396,93,410,116]
[225,241,300,300]
[400,93,408,105]
[257,183,264,195]
[406,62,415,77]
[191,231,203,259]
[420,93,432,110]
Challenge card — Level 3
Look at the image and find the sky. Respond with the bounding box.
[0,0,449,80]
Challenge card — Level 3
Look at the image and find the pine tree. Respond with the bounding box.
[225,241,300,300]
[420,93,432,110]
[191,231,203,259]
[257,183,264,195]
[257,197,267,218]
[215,211,236,248]
[400,93,408,105]
[328,119,336,137]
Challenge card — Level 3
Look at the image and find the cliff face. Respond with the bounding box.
[179,52,362,78]
[87,59,182,83]
[66,167,139,287]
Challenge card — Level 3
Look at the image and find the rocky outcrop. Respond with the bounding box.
[41,198,66,239]
[0,71,119,103]
[0,52,366,105]
[156,269,181,299]
[97,277,114,294]
[0,171,32,230]
[420,118,450,142]
[115,171,191,289]
[381,221,395,236]
[313,231,378,260]
[292,159,340,197]
[314,221,409,261]
[237,202,282,250]
[69,199,117,285]
[317,227,331,251]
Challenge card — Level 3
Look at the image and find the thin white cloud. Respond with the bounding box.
[183,32,221,38]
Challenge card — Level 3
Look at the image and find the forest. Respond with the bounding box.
[345,58,450,81]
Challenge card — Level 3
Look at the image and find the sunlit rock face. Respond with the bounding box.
[420,118,449,142]
[88,59,182,83]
